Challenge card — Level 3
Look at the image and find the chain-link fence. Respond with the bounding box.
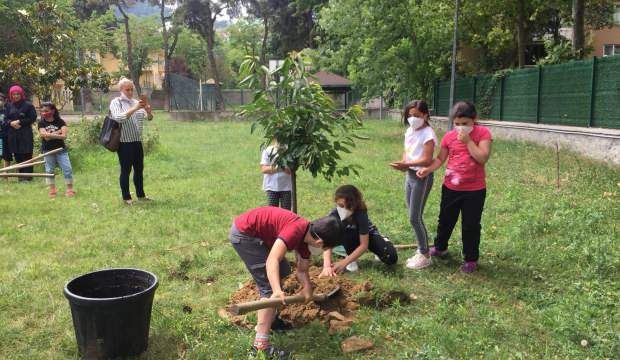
[433,55,620,129]
[169,73,252,111]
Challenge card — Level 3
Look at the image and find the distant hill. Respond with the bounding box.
[114,0,173,18]
[113,1,230,29]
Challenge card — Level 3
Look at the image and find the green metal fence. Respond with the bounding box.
[433,55,620,129]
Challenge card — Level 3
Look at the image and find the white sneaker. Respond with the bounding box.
[346,261,359,272]
[406,252,432,270]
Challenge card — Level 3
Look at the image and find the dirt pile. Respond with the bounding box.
[226,267,373,328]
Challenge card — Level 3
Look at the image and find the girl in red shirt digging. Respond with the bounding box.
[417,101,493,273]
[229,206,343,358]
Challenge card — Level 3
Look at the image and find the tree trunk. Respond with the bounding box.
[118,3,141,94]
[572,0,586,59]
[160,0,170,110]
[516,0,527,68]
[290,169,297,214]
[260,15,269,88]
[205,18,225,110]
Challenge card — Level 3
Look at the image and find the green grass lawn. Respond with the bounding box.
[1,114,618,359]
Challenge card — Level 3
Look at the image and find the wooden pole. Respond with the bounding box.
[394,244,418,250]
[0,161,45,172]
[24,148,64,164]
[0,173,54,178]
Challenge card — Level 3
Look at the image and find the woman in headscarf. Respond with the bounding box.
[5,85,37,181]
[109,78,153,205]
[0,92,9,169]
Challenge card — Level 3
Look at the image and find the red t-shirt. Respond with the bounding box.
[440,124,492,191]
[234,206,311,258]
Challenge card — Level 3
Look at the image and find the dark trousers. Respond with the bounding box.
[434,185,486,262]
[342,229,398,265]
[266,190,292,210]
[15,153,33,181]
[117,142,145,200]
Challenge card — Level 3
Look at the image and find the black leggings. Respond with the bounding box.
[342,230,398,265]
[117,142,145,200]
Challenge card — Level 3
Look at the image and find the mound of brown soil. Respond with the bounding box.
[226,267,373,327]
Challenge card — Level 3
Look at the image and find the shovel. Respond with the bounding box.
[228,285,341,316]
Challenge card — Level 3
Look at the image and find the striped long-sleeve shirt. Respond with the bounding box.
[109,97,148,143]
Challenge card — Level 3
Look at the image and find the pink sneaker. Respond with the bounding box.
[429,246,448,257]
[460,261,478,273]
[66,189,76,197]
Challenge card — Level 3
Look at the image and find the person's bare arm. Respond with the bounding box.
[260,164,279,174]
[320,248,337,277]
[391,141,435,170]
[296,252,313,302]
[266,239,288,303]
[417,147,448,178]
[333,234,369,273]
[466,139,492,164]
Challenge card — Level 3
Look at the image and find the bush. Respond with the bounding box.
[32,116,160,172]
[67,116,160,154]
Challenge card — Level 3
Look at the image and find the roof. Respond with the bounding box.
[311,71,352,88]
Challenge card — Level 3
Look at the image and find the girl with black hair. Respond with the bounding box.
[38,102,74,198]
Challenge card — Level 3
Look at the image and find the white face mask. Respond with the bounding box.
[336,205,353,221]
[455,125,473,134]
[308,245,323,256]
[407,116,425,129]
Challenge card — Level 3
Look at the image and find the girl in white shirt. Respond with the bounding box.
[260,141,292,209]
[390,100,437,270]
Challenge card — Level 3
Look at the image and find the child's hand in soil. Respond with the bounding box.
[332,260,347,274]
[319,266,337,278]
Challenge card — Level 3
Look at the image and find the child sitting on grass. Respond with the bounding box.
[417,101,493,273]
[38,102,74,198]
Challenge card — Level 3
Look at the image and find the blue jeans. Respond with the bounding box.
[44,149,73,185]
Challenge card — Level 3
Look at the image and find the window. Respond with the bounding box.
[603,44,620,56]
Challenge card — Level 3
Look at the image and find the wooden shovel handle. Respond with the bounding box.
[229,293,328,315]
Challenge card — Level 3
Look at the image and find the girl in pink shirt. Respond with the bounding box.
[417,101,492,273]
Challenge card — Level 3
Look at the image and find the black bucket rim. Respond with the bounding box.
[64,268,159,303]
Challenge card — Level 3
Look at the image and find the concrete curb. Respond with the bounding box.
[430,116,620,167]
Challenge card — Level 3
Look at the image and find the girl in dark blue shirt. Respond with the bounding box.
[320,185,397,276]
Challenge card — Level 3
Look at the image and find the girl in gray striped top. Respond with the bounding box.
[110,78,153,205]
